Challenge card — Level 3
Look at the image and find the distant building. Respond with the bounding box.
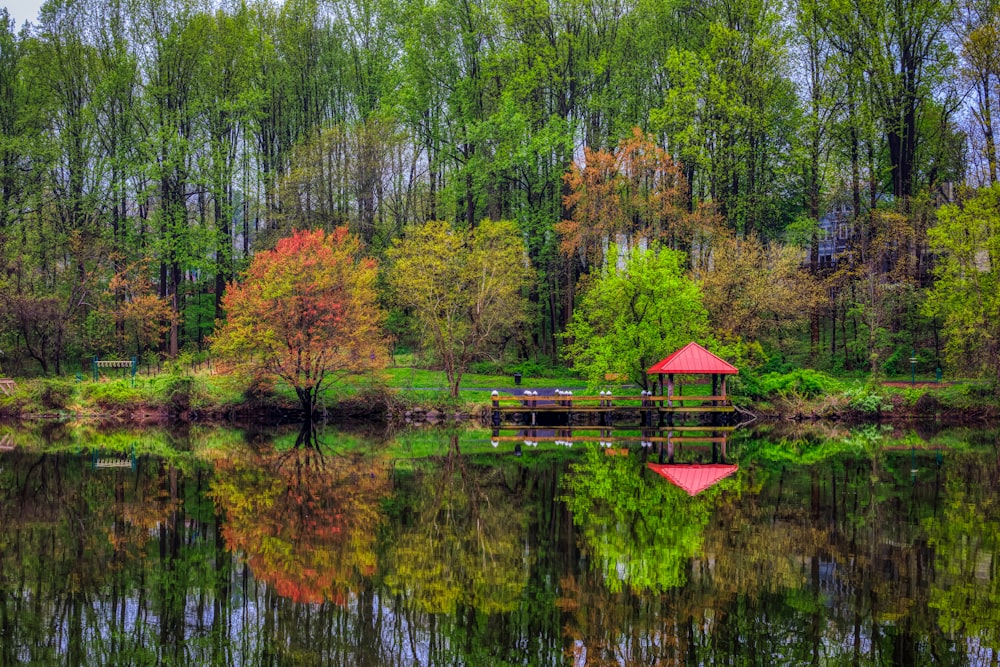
[817,203,854,269]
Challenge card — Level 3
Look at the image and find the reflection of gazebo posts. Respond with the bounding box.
[659,430,729,464]
[91,445,137,471]
[646,342,738,426]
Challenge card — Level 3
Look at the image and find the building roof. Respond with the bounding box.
[646,342,738,375]
[647,463,739,496]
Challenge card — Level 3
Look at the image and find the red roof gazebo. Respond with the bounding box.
[647,463,738,496]
[646,342,737,404]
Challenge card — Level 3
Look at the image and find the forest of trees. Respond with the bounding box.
[0,0,997,380]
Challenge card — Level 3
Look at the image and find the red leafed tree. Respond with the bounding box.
[212,228,387,419]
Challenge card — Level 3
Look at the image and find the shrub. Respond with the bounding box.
[81,380,142,409]
[753,369,841,399]
[34,379,75,410]
[242,373,276,403]
[469,360,504,376]
[843,385,892,415]
[507,360,578,380]
[151,375,193,413]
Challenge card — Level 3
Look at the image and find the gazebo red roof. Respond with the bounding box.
[646,342,738,375]
[647,463,738,496]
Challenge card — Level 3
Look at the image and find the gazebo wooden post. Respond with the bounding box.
[667,373,674,407]
[711,373,718,406]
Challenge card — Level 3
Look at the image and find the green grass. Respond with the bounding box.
[3,357,997,422]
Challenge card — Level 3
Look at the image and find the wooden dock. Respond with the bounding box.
[488,391,735,427]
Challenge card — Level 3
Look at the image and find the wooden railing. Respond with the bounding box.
[492,393,730,406]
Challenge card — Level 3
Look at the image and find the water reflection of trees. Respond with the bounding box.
[0,449,216,666]
[562,448,725,594]
[683,444,974,664]
[925,449,1000,656]
[4,426,1000,664]
[209,437,390,605]
[384,435,529,615]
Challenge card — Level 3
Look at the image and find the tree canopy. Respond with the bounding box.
[387,219,531,396]
[211,227,387,417]
[562,244,710,390]
[925,185,1000,382]
[0,0,995,383]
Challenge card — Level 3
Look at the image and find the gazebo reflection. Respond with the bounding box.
[647,462,738,496]
[648,428,737,496]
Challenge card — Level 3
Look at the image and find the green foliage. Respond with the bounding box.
[33,378,75,410]
[843,384,893,415]
[741,368,842,400]
[562,449,730,593]
[562,244,709,391]
[80,379,142,409]
[387,219,532,397]
[926,184,1000,381]
[150,375,194,413]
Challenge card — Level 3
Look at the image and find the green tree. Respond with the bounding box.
[387,219,531,396]
[563,244,709,390]
[925,184,1000,382]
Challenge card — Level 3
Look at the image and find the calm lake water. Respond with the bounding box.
[0,421,998,666]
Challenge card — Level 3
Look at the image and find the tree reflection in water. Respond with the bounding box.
[1,425,1000,664]
[383,434,529,615]
[209,422,390,605]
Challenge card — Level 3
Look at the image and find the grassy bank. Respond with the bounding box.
[0,364,996,424]
[0,363,594,423]
[736,369,1000,422]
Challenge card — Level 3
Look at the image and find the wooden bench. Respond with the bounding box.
[0,379,16,396]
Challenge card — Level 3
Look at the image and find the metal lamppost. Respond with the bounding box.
[910,349,917,386]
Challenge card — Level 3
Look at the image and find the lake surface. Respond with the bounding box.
[0,421,998,666]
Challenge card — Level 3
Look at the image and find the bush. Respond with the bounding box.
[81,380,142,408]
[242,373,276,404]
[742,369,841,400]
[469,360,504,376]
[151,375,193,413]
[507,360,578,380]
[34,379,75,410]
[843,385,892,415]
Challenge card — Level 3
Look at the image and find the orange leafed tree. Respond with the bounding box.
[212,228,387,419]
[558,128,707,267]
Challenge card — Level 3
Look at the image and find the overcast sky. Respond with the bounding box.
[4,0,44,29]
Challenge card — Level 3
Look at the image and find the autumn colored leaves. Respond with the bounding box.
[211,228,387,417]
